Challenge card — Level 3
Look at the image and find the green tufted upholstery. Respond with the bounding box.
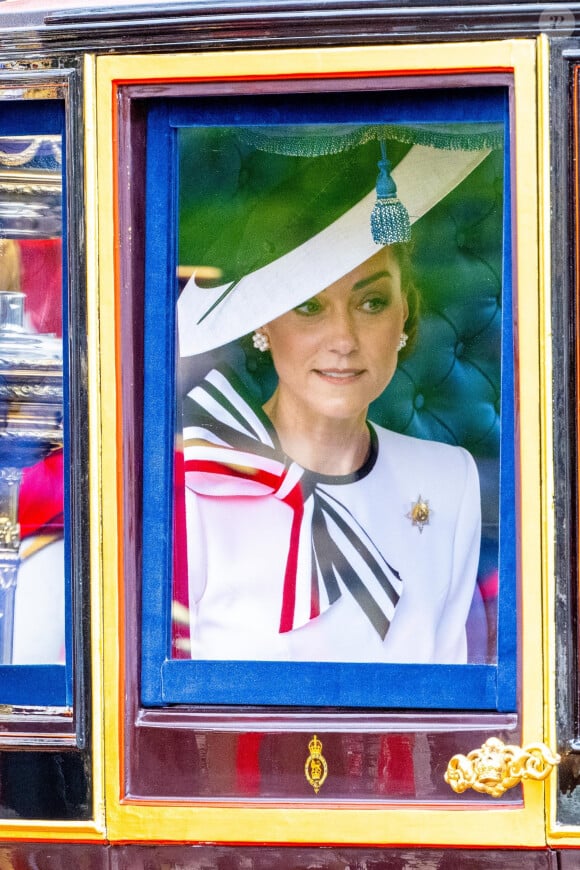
[371,152,503,662]
[373,153,502,458]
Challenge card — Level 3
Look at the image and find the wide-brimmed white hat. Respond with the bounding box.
[178,141,491,358]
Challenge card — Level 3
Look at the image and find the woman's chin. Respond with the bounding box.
[302,396,370,427]
[303,378,381,423]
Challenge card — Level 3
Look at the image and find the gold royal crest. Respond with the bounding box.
[305,734,328,794]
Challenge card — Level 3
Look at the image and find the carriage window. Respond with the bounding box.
[140,86,514,711]
[0,102,69,707]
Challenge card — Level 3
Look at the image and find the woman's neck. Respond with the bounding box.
[263,389,370,475]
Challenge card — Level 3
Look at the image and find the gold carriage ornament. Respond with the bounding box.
[444,737,561,797]
[305,734,328,795]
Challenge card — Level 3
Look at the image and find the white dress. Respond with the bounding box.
[183,368,481,665]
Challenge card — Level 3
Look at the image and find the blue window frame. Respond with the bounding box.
[0,99,70,707]
[141,84,515,711]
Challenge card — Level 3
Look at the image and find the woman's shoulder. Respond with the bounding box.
[368,424,480,523]
[371,422,477,476]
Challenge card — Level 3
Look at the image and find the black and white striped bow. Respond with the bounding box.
[182,367,403,638]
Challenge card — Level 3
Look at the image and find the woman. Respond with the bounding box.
[180,236,481,664]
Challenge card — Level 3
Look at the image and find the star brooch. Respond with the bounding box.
[407,495,431,533]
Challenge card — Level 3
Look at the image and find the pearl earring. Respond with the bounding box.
[252,330,270,352]
[397,332,408,352]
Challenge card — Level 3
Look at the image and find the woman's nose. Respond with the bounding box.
[327,309,359,355]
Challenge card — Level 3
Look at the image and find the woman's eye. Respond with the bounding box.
[360,295,388,313]
[294,298,323,316]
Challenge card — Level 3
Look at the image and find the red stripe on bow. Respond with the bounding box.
[184,455,307,634]
[184,458,283,492]
[278,483,304,633]
[173,448,190,658]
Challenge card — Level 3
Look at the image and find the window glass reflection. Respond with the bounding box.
[0,135,64,666]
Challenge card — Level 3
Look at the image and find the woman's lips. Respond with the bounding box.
[315,369,364,383]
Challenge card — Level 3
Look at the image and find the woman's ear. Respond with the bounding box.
[402,294,409,325]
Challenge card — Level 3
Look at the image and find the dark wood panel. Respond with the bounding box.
[109,846,558,869]
[0,843,106,867]
[0,843,562,869]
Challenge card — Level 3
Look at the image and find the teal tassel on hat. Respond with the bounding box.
[370,141,411,245]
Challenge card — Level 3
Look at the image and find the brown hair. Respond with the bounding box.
[387,240,420,362]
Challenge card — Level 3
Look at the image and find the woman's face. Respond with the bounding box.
[262,246,409,427]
